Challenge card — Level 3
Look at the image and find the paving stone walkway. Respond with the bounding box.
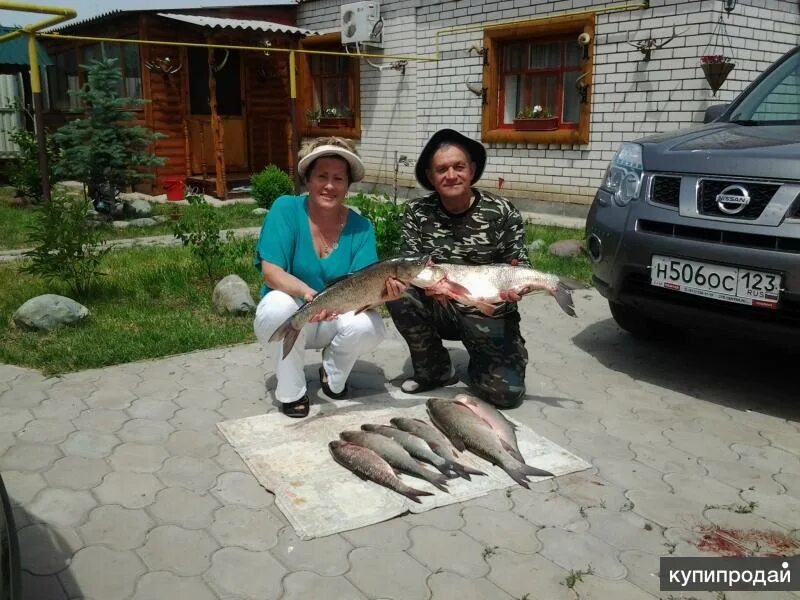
[1,291,798,600]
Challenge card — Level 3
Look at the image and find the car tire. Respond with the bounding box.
[608,301,667,339]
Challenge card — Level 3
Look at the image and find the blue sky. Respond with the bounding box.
[1,0,297,27]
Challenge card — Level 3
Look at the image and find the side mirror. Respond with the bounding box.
[703,104,729,123]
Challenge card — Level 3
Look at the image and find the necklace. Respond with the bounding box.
[317,213,346,257]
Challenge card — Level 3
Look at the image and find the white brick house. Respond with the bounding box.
[296,0,799,215]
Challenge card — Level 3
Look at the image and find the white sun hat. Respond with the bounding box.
[297,144,365,182]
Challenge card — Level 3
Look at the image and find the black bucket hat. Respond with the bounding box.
[415,128,487,191]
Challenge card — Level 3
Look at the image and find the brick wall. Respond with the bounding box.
[298,0,800,210]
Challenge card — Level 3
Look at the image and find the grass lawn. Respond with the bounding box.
[0,197,264,251]
[526,223,590,285]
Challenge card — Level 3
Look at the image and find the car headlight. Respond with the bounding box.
[601,143,644,206]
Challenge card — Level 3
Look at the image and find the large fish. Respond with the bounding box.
[453,393,524,463]
[270,255,431,358]
[339,430,450,492]
[328,440,433,504]
[361,423,460,478]
[410,262,585,317]
[389,416,485,480]
[426,398,553,489]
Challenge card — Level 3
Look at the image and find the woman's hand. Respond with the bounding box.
[384,277,408,302]
[308,309,339,323]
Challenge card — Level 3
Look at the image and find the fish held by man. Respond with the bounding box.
[361,423,460,478]
[339,430,450,492]
[270,255,431,358]
[426,398,553,489]
[453,393,524,463]
[389,416,486,480]
[328,440,434,503]
[410,262,585,317]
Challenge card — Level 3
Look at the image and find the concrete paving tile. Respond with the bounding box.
[148,487,220,529]
[84,387,137,410]
[128,378,185,400]
[617,550,662,598]
[60,431,120,459]
[427,571,514,600]
[340,518,412,551]
[156,456,223,493]
[701,457,785,496]
[174,387,226,411]
[176,368,226,392]
[461,506,541,554]
[126,398,180,421]
[600,416,667,446]
[214,444,249,472]
[732,443,800,475]
[117,418,175,444]
[0,407,34,433]
[60,546,145,600]
[0,432,14,456]
[625,490,709,531]
[209,505,283,551]
[71,408,128,433]
[130,571,218,600]
[205,547,287,600]
[94,472,162,509]
[775,472,800,499]
[662,473,742,507]
[554,472,629,512]
[662,429,738,462]
[740,490,800,532]
[538,528,627,580]
[761,430,800,454]
[593,457,671,494]
[211,471,275,508]
[584,508,665,555]
[701,508,797,553]
[281,571,367,600]
[33,397,88,421]
[402,503,464,530]
[542,405,607,433]
[79,505,155,550]
[95,369,142,388]
[460,489,513,512]
[629,407,704,432]
[692,417,769,447]
[345,547,431,600]
[217,396,268,420]
[564,430,634,462]
[21,572,68,600]
[517,491,588,532]
[726,409,798,435]
[169,407,224,432]
[1,470,47,504]
[43,456,110,490]
[485,548,569,599]
[109,443,169,473]
[44,378,99,402]
[166,429,224,458]
[271,527,353,576]
[572,574,655,599]
[137,525,218,576]
[0,387,46,409]
[26,488,96,527]
[629,442,706,476]
[16,419,76,445]
[512,412,572,448]
[663,527,721,558]
[18,523,81,575]
[407,525,489,578]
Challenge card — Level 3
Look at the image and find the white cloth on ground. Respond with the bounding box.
[253,290,386,403]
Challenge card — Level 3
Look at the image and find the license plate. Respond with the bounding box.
[650,255,781,308]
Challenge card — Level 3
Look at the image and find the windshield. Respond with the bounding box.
[728,49,800,125]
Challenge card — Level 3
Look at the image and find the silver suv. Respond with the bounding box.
[586,46,800,342]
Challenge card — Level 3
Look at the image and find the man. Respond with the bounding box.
[387,128,530,409]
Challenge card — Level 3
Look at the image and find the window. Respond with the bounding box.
[482,14,594,144]
[47,50,80,111]
[298,33,360,138]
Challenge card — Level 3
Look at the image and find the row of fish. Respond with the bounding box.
[271,256,585,358]
[328,394,555,503]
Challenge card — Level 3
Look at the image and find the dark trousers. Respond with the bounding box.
[387,289,528,408]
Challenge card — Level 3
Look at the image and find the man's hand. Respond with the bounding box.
[384,277,408,302]
[499,290,523,303]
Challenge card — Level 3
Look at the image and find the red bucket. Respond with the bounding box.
[163,175,185,201]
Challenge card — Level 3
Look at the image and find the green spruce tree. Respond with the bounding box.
[53,57,165,211]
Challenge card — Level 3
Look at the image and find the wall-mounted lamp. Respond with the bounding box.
[144,56,182,77]
[577,32,592,61]
[465,80,487,104]
[575,72,591,104]
[626,27,679,62]
[722,0,737,13]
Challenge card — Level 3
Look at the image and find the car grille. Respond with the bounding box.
[650,176,680,208]
[698,179,779,220]
[621,273,800,326]
[638,219,800,253]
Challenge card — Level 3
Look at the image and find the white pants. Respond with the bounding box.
[253,290,386,403]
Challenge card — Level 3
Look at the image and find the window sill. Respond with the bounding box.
[302,124,360,139]
[482,127,588,145]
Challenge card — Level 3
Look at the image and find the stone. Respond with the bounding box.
[212,274,256,315]
[252,207,267,215]
[112,220,131,229]
[548,238,583,257]
[122,198,153,218]
[527,238,546,252]
[127,217,158,227]
[12,294,89,331]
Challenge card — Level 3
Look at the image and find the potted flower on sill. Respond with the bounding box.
[305,108,320,127]
[700,54,735,96]
[318,106,354,129]
[514,105,559,131]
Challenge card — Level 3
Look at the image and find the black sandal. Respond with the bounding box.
[281,395,310,418]
[319,366,348,400]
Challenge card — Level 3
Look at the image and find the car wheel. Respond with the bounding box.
[608,301,667,339]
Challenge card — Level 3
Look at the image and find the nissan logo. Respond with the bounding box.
[716,185,751,214]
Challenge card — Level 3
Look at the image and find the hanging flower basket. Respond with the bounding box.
[701,57,735,96]
[513,117,560,131]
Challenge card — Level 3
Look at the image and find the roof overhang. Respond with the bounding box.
[156,13,318,37]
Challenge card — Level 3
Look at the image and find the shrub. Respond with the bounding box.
[251,165,294,209]
[173,192,233,281]
[347,193,405,259]
[23,191,109,297]
[6,115,58,203]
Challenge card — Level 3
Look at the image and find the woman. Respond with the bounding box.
[253,137,396,418]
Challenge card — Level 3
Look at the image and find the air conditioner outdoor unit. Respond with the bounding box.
[340,1,383,47]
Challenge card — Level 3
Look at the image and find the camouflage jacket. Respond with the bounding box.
[400,188,530,267]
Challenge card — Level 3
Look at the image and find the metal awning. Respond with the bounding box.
[0,26,52,66]
[157,13,318,37]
